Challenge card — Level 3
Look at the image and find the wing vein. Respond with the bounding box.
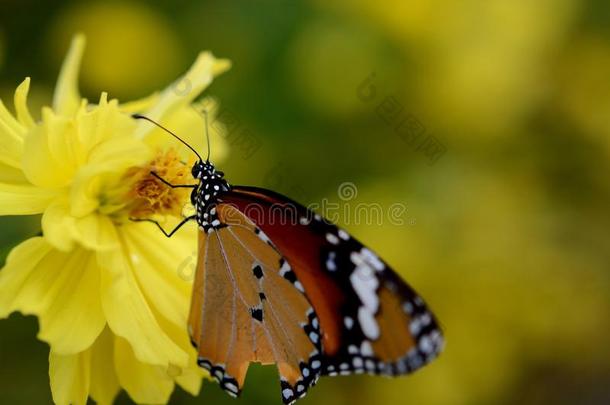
[199,234,210,345]
[225,226,302,364]
[214,230,251,309]
[226,226,306,328]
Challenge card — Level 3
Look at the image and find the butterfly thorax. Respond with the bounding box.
[190,161,231,232]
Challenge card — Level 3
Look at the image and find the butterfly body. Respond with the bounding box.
[190,161,230,232]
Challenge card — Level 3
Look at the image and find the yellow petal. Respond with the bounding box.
[121,222,195,328]
[37,246,105,354]
[83,124,151,169]
[157,314,204,396]
[50,350,91,405]
[53,34,85,116]
[123,223,206,395]
[114,337,174,404]
[0,238,106,354]
[90,328,120,405]
[68,168,102,217]
[42,199,77,251]
[0,98,26,139]
[0,162,27,183]
[43,194,121,252]
[73,95,137,159]
[22,108,76,188]
[14,77,35,128]
[0,98,25,168]
[73,213,120,252]
[134,52,231,139]
[98,245,189,368]
[119,91,160,114]
[175,364,204,397]
[0,238,51,316]
[0,182,58,215]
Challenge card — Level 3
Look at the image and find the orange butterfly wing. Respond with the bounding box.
[221,186,444,377]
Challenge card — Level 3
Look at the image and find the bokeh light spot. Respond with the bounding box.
[287,19,400,118]
[46,1,185,99]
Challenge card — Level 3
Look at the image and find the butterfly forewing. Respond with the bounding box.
[188,204,322,403]
[220,186,444,378]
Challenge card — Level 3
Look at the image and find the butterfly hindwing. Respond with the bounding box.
[220,186,444,378]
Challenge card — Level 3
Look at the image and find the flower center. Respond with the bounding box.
[126,149,194,219]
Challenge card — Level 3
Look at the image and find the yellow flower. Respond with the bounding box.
[0,35,230,404]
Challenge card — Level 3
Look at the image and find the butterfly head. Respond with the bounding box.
[191,160,223,180]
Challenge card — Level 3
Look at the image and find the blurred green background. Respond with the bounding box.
[1,0,610,404]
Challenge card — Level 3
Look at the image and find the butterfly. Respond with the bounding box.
[131,114,444,404]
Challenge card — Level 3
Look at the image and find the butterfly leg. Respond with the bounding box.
[130,215,196,237]
[151,171,198,189]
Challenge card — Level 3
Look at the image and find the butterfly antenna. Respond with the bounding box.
[202,109,212,162]
[132,114,203,162]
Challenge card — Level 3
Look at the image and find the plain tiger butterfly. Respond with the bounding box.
[131,113,444,404]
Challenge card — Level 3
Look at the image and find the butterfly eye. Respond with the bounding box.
[191,163,202,179]
[216,170,225,177]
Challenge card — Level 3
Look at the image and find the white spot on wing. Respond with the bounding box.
[326,233,339,245]
[350,265,380,313]
[224,382,238,393]
[338,229,350,240]
[279,260,291,277]
[419,335,434,354]
[358,307,380,340]
[410,317,422,335]
[326,252,337,271]
[360,340,374,356]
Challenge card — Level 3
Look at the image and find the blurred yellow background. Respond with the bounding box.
[1,1,609,404]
